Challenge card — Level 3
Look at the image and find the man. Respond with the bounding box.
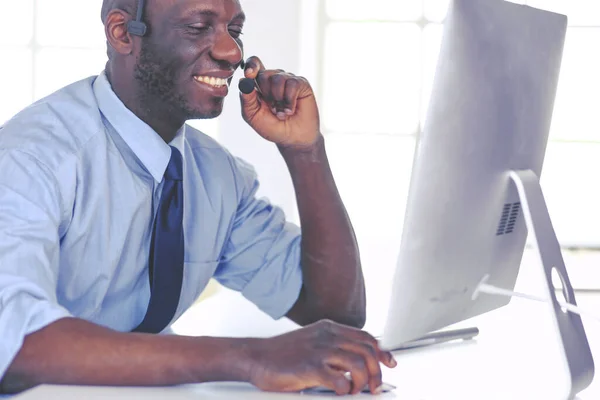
[0,0,396,395]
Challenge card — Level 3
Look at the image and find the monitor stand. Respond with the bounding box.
[388,169,595,398]
[509,169,595,398]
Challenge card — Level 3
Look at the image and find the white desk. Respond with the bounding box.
[11,288,600,400]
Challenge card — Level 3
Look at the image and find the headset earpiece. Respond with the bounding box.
[127,0,147,36]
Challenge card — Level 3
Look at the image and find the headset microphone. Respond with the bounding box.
[238,78,255,94]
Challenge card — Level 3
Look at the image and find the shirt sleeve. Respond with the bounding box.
[213,155,303,320]
[0,150,72,381]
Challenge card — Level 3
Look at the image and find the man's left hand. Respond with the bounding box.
[239,56,320,148]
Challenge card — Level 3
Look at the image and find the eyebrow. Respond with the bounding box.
[184,9,246,22]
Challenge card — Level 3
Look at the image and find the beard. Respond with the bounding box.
[133,38,221,121]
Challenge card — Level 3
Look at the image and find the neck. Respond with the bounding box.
[105,64,184,143]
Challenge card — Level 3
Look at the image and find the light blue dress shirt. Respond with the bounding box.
[0,72,303,379]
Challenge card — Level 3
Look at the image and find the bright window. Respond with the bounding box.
[308,0,600,318]
[0,0,218,136]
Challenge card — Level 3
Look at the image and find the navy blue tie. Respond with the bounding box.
[134,146,185,333]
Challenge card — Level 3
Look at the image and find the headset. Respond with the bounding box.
[127,0,147,36]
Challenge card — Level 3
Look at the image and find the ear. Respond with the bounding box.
[105,9,136,55]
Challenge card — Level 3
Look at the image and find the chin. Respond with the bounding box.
[189,108,222,120]
[188,98,225,120]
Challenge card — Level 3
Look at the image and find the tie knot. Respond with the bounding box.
[165,146,183,181]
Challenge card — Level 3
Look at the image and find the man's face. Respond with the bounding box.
[133,0,245,121]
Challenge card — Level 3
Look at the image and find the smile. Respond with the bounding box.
[193,75,229,88]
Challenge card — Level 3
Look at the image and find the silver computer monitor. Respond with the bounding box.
[380,0,593,395]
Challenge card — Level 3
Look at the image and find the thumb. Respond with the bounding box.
[239,78,261,123]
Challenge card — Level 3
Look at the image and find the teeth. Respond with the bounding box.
[194,76,228,87]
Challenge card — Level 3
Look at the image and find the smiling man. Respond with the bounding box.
[0,0,396,396]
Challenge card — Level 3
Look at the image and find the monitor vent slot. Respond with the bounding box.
[496,202,521,236]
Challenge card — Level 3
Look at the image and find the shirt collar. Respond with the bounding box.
[93,71,185,183]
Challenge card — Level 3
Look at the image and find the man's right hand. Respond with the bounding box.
[247,319,397,396]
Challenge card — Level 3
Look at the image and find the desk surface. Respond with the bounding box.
[11,283,600,400]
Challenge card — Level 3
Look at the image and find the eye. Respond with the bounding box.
[186,24,210,35]
[228,25,244,39]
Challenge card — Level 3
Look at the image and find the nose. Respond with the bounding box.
[210,30,243,67]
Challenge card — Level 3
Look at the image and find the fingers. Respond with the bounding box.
[318,367,352,396]
[325,350,371,395]
[328,323,397,369]
[382,350,397,368]
[238,54,269,122]
[254,70,277,102]
[337,340,383,394]
[267,73,287,113]
[243,56,265,79]
[266,72,298,120]
[241,55,309,120]
[239,82,262,124]
[255,72,304,120]
[249,320,396,396]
